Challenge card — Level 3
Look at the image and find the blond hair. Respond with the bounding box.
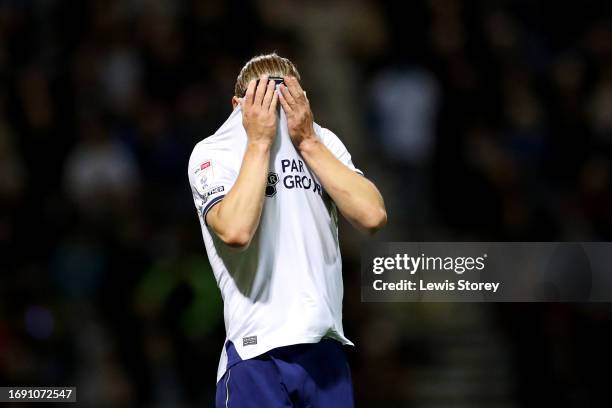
[234,53,301,97]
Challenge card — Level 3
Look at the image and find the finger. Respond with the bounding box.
[244,80,256,106]
[254,74,269,106]
[278,89,292,113]
[262,78,275,109]
[269,88,279,113]
[280,84,296,107]
[287,76,304,91]
[284,76,304,99]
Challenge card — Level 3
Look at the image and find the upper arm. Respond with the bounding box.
[204,200,222,230]
[317,126,364,175]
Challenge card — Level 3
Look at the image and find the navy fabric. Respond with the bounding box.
[215,339,354,408]
[225,341,243,370]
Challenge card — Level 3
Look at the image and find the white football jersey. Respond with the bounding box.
[187,106,362,382]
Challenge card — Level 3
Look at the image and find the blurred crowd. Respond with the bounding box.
[1,0,611,406]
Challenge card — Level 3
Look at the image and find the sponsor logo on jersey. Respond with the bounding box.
[269,158,322,197]
[201,185,224,203]
[265,172,279,197]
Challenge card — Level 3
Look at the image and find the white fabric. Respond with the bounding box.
[187,106,361,383]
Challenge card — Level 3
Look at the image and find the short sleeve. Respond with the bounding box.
[317,127,363,175]
[188,144,237,225]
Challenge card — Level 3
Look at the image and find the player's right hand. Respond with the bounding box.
[240,75,279,147]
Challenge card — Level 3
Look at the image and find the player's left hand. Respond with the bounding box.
[278,76,317,150]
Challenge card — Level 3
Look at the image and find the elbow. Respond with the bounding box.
[219,229,252,250]
[360,206,387,235]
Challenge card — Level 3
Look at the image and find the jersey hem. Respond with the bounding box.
[216,334,354,383]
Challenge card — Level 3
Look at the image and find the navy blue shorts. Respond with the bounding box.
[215,339,355,408]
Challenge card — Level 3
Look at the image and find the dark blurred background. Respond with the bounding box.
[1,0,612,406]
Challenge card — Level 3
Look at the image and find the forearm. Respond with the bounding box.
[209,142,271,247]
[299,138,387,234]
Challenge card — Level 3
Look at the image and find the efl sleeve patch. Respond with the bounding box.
[194,160,215,196]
